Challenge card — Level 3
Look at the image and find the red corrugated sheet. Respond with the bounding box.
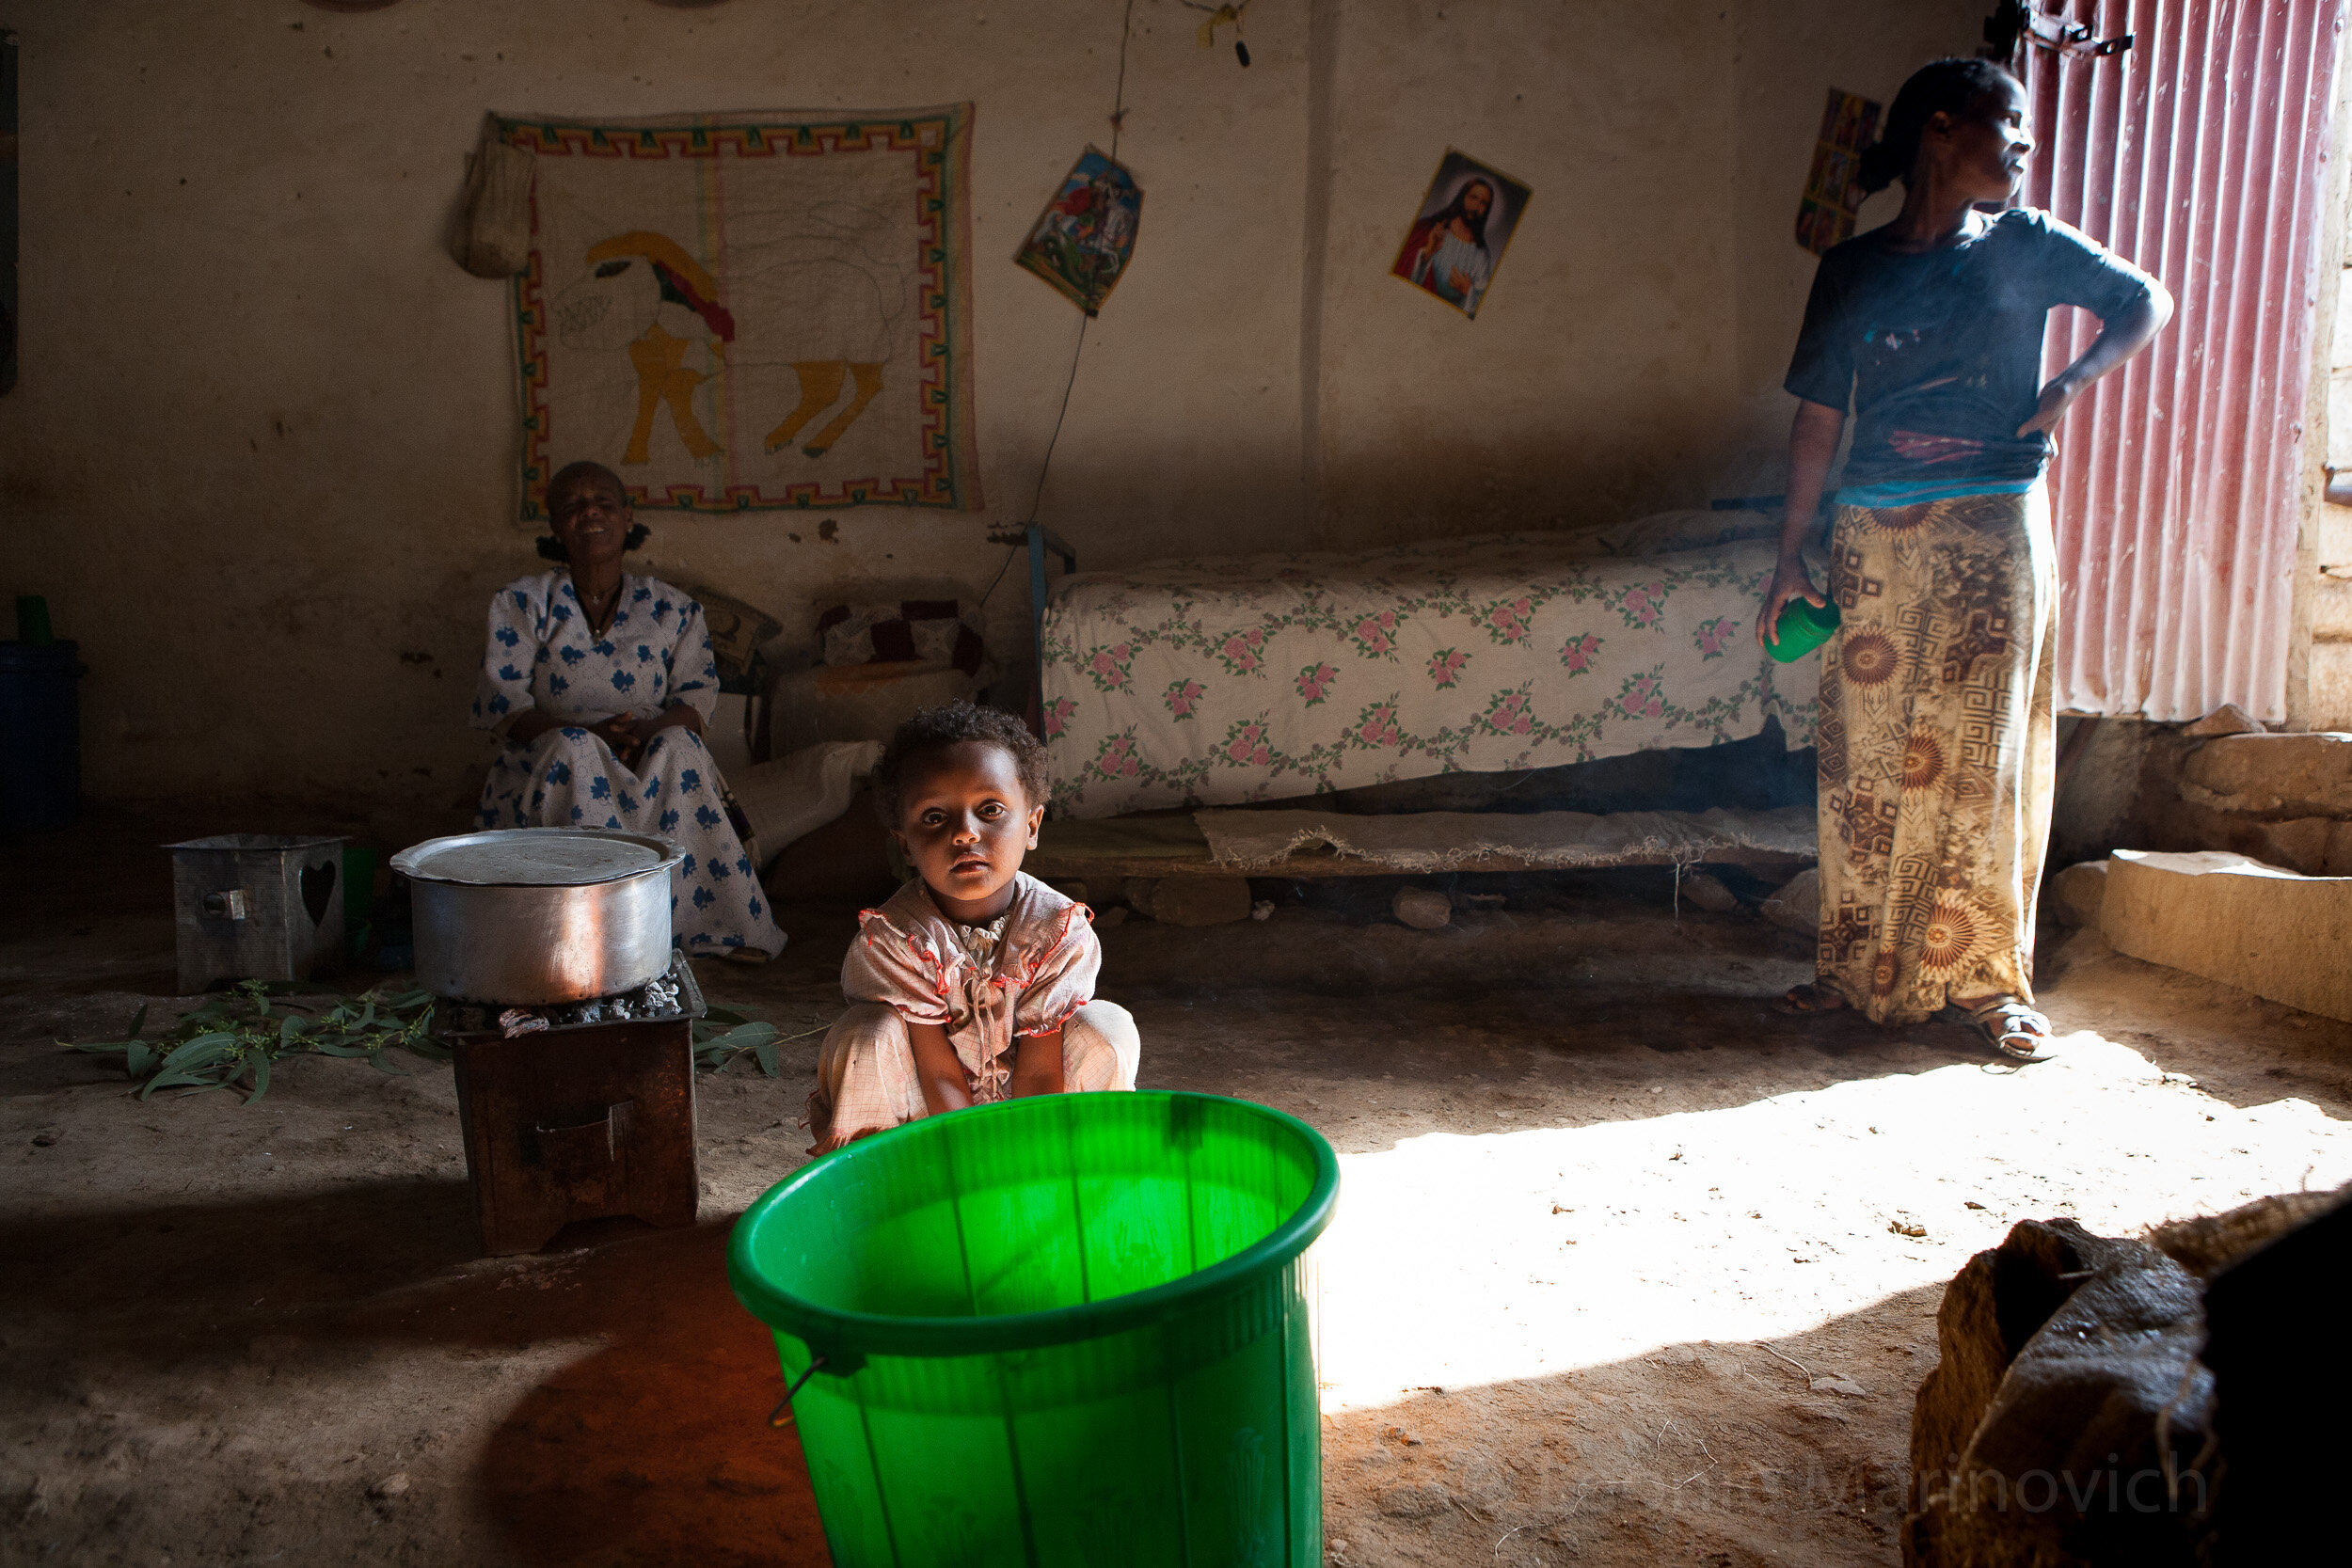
[2028,0,2345,721]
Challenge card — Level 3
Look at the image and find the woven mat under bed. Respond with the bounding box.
[1192,805,1817,875]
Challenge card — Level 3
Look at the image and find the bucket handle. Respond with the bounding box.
[768,1355,829,1427]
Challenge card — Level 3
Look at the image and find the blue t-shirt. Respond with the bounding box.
[1785,208,2156,488]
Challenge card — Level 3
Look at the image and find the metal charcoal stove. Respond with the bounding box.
[440,954,707,1257]
[438,959,703,1038]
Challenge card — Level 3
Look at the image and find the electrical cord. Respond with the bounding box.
[981,0,1136,615]
[1110,0,1137,160]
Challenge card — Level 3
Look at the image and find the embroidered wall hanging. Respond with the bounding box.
[504,105,981,518]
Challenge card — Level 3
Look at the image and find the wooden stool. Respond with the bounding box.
[451,1017,699,1257]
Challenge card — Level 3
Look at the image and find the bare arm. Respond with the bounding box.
[640,703,706,740]
[1009,1028,1067,1099]
[907,1021,974,1117]
[1756,399,1847,649]
[2017,286,2174,436]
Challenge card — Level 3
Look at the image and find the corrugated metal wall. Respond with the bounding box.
[2027,0,2345,721]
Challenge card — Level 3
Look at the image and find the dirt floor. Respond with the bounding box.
[6,811,2350,1567]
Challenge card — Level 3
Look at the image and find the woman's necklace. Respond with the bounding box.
[574,574,622,635]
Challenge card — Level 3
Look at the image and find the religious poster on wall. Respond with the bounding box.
[1014,147,1143,317]
[503,104,982,519]
[1390,150,1532,321]
[1795,87,1883,256]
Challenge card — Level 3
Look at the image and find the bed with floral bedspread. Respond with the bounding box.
[1038,514,1823,819]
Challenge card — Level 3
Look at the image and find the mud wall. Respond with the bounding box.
[0,0,1978,829]
[1726,0,1992,496]
[1303,0,1741,546]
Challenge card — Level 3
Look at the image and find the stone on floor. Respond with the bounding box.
[1677,869,1740,912]
[2152,804,2352,878]
[2141,731,2352,877]
[2102,848,2352,1022]
[2178,732,2352,817]
[1123,875,1254,927]
[2182,702,2264,738]
[1759,865,1819,934]
[2049,859,2108,928]
[1389,887,1452,929]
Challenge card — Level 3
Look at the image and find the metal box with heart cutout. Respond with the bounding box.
[165,833,348,993]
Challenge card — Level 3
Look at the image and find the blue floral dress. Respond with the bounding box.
[470,569,785,958]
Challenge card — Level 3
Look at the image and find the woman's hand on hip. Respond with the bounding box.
[1757,558,1827,650]
[2016,371,2085,437]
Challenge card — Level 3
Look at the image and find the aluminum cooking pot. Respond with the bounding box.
[389,828,684,1004]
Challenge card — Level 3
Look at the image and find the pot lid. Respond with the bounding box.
[389,829,685,887]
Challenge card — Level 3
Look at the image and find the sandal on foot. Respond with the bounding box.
[1781,982,1848,1014]
[1963,996,2054,1060]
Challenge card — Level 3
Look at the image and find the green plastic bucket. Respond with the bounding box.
[728,1090,1340,1567]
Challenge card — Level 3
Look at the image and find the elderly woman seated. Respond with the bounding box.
[469,459,785,960]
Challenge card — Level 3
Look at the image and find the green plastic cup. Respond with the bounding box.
[729,1091,1340,1567]
[1767,595,1840,663]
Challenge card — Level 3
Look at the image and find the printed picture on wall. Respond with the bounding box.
[1391,150,1532,321]
[1795,87,1883,256]
[1015,148,1143,317]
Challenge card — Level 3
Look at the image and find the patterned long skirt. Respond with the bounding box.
[1814,484,2058,1024]
[475,726,787,958]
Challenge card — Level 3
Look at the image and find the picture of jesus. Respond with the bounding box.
[1391,150,1532,320]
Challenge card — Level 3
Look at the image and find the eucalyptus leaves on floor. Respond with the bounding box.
[68,982,444,1104]
[67,984,803,1105]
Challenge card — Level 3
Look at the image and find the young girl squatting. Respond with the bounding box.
[805,703,1140,1153]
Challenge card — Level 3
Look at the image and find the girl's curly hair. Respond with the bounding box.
[870,702,1049,824]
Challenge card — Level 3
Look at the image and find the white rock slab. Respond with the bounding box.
[2101,849,2352,1022]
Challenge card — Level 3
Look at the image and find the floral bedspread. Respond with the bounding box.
[1039,531,1821,818]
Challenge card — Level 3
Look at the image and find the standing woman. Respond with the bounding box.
[1758,58,2170,1056]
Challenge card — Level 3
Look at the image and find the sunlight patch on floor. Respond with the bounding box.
[1313,1030,2350,1410]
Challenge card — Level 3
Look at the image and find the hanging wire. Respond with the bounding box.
[981,0,1136,615]
[1109,0,1137,159]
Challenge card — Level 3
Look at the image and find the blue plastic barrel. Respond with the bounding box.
[1,640,84,833]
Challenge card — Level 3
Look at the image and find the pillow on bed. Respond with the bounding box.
[667,582,784,692]
[817,599,986,675]
[1565,508,1781,558]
